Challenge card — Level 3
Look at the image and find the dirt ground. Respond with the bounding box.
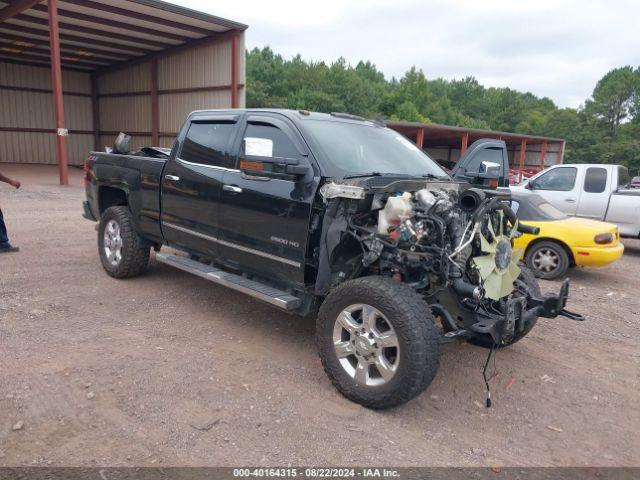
[0,164,638,467]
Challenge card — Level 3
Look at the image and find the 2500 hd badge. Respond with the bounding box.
[271,236,301,248]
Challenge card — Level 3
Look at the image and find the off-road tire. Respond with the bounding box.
[525,240,570,280]
[98,206,150,278]
[467,265,541,349]
[317,276,440,410]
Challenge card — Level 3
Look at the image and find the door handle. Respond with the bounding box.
[165,174,180,181]
[223,185,243,194]
[565,198,576,203]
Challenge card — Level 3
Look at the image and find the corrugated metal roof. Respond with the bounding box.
[0,0,247,72]
[387,120,564,145]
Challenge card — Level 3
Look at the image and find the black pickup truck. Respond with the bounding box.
[83,109,582,409]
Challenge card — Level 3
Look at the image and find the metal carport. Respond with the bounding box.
[387,121,565,183]
[0,0,247,184]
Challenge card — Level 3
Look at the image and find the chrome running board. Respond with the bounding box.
[155,252,301,311]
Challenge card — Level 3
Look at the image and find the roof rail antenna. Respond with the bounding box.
[329,112,366,121]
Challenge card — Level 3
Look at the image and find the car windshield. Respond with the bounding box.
[512,195,567,221]
[301,119,449,179]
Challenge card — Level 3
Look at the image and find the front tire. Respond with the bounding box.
[317,276,440,410]
[98,206,150,278]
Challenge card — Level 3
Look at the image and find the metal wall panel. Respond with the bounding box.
[0,131,92,165]
[0,61,90,93]
[237,32,246,107]
[158,41,232,90]
[159,136,177,149]
[157,36,244,132]
[97,62,151,94]
[0,90,92,130]
[99,95,151,132]
[159,90,231,133]
[0,61,92,165]
[1,30,246,164]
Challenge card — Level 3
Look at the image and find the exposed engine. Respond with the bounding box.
[318,178,572,345]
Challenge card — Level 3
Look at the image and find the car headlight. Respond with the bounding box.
[594,233,613,245]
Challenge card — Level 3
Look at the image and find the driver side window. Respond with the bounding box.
[532,167,577,191]
[242,123,299,159]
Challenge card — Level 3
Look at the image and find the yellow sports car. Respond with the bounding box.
[510,191,624,279]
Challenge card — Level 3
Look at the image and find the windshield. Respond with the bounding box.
[301,119,449,179]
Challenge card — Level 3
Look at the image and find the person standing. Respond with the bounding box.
[0,170,21,253]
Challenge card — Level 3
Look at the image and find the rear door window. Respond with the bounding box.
[617,166,630,189]
[180,121,235,169]
[583,167,607,193]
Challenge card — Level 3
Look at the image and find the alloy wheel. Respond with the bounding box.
[333,303,400,387]
[103,219,123,267]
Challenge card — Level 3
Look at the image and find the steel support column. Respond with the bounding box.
[557,141,565,164]
[47,0,69,185]
[460,132,469,156]
[416,128,425,149]
[539,140,547,171]
[518,139,527,183]
[90,73,100,151]
[150,58,159,146]
[231,33,238,108]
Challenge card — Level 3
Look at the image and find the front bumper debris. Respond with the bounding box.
[466,278,584,344]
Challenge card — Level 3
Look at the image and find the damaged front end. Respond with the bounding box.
[317,177,584,346]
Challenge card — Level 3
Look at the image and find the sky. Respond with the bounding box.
[170,0,640,109]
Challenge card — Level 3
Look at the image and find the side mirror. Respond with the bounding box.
[525,181,534,190]
[477,160,501,179]
[240,155,310,179]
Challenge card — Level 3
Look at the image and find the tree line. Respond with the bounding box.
[246,47,640,174]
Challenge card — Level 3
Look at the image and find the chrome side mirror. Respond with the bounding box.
[478,160,501,179]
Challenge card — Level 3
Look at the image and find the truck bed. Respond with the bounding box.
[606,189,640,237]
[85,151,167,242]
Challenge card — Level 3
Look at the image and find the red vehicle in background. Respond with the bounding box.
[509,168,539,185]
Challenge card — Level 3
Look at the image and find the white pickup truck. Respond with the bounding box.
[512,164,640,237]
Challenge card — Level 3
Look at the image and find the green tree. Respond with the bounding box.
[245,47,639,172]
[585,66,639,137]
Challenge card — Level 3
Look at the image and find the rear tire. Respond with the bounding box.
[525,240,570,280]
[317,276,440,410]
[467,265,541,349]
[98,206,150,278]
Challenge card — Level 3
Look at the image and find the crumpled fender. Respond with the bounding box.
[315,199,348,296]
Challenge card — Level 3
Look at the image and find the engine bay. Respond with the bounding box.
[318,177,581,345]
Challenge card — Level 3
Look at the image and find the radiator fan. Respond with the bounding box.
[472,212,522,300]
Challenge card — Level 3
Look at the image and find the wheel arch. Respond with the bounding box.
[98,186,128,215]
[524,237,575,267]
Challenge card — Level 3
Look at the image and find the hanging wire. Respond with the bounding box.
[482,343,498,408]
